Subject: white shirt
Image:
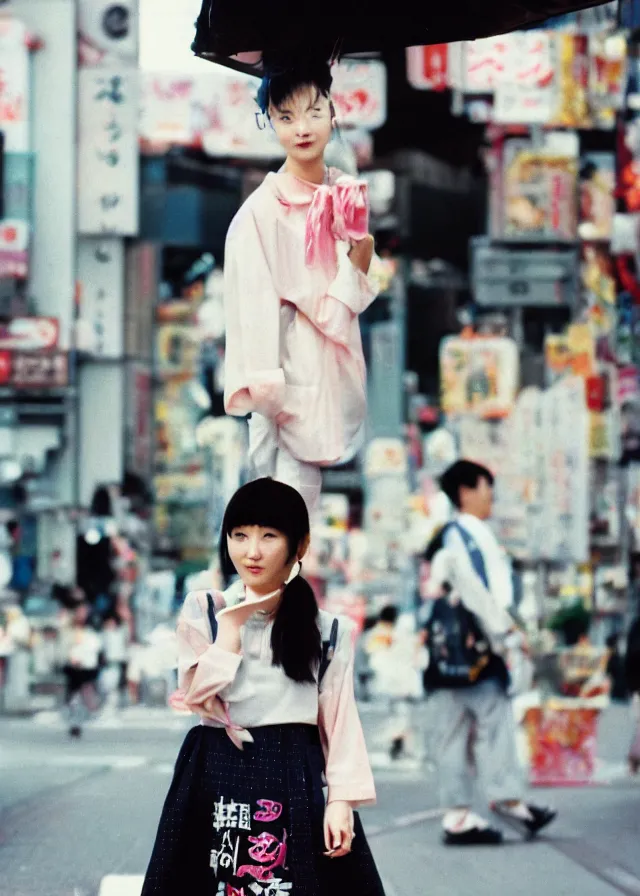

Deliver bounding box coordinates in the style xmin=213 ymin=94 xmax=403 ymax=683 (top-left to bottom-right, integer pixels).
xmin=443 ymin=513 xmax=515 ymax=638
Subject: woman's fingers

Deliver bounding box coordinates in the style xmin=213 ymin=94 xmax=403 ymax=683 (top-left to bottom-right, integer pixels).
xmin=324 ymin=824 xmax=353 ymax=858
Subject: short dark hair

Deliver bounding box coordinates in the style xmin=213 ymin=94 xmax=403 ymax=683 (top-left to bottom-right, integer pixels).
xmin=439 ymin=460 xmax=494 ymax=509
xmin=379 ymin=605 xmax=399 ymax=624
xmin=256 ymin=55 xmax=333 ymax=116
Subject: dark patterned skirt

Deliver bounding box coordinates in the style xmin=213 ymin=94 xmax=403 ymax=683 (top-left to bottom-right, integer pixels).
xmin=142 ymin=723 xmax=385 ymax=896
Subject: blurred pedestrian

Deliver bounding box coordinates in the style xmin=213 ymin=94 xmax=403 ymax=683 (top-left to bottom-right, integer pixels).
xmin=222 ymin=57 xmax=377 ymax=516
xmin=605 ymin=633 xmax=627 ymax=702
xmin=425 ymin=460 xmax=556 ymax=846
xmin=142 ymin=478 xmax=384 ymax=895
xmin=99 ymin=611 xmax=130 ymax=713
xmin=625 ymin=614 xmax=640 ymax=774
xmin=59 ymin=602 xmax=102 ymax=738
xmin=368 ymin=611 xmax=427 ymax=760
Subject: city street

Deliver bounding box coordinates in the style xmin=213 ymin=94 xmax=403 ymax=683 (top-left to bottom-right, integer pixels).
xmin=2 ymin=703 xmax=640 ymax=896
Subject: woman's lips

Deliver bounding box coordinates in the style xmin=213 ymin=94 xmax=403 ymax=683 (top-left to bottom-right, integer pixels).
xmin=296 ymin=141 xmax=313 ymax=149
xmin=246 ymin=566 xmax=263 ymax=575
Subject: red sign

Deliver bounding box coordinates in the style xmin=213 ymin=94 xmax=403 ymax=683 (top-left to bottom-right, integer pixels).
xmin=0 ymin=219 xmax=29 ymax=279
xmin=406 ymin=45 xmax=449 ymax=91
xmin=0 ymin=317 xmax=59 ymax=351
xmin=0 ymin=351 xmax=68 ymax=389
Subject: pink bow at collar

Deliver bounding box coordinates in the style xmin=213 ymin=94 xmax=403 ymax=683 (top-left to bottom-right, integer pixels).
xmin=305 ymin=181 xmax=369 ymax=274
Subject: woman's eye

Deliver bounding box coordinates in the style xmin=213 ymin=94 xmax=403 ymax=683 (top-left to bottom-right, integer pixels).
xmin=263 ymin=533 xmax=276 ymax=540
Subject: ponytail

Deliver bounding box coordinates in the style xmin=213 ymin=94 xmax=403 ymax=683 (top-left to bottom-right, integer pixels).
xmin=271 ymin=570 xmax=322 ymax=684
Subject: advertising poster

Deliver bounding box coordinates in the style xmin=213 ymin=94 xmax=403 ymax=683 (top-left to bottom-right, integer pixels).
xmin=545 ymin=323 xmax=595 ymax=386
xmin=497 ymin=137 xmax=578 ymax=241
xmin=579 ymin=153 xmax=615 ymax=241
xmin=440 ymin=336 xmax=519 ymax=419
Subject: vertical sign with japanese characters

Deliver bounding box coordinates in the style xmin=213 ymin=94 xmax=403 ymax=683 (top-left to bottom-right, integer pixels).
xmin=77 ymin=238 xmax=125 ymax=357
xmin=0 ymin=18 xmax=31 ymax=153
xmin=77 ymin=68 xmax=139 ymax=235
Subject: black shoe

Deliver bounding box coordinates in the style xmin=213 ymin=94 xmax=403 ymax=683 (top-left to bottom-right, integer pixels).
xmin=493 ymin=803 xmax=557 ymax=839
xmin=69 ymin=725 xmax=82 ymax=738
xmin=390 ymin=737 xmax=404 ymax=761
xmin=443 ymin=825 xmax=504 ymax=846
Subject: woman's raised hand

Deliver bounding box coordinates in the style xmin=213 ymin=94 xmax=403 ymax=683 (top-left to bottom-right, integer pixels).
xmin=348 ymin=234 xmax=374 ymax=275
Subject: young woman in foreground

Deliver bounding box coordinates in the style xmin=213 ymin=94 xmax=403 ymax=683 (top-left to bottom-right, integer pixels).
xmin=142 ymin=478 xmax=385 ymax=895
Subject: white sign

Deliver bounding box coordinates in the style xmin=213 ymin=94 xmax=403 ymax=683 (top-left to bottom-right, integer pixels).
xmin=332 ymin=59 xmax=387 ymax=130
xmin=78 ymin=0 xmax=139 ymax=67
xmin=0 ymin=18 xmax=30 ymax=152
xmin=541 ymin=377 xmax=590 ymax=563
xmin=462 ymin=32 xmax=554 ymax=94
xmin=77 ymin=67 xmax=140 ymax=235
xmin=139 ymin=59 xmax=387 ymax=157
xmin=77 ymin=237 xmax=125 ymax=357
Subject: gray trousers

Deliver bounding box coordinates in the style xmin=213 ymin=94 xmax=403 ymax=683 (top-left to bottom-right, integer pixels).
xmin=429 ymin=679 xmax=524 ymax=808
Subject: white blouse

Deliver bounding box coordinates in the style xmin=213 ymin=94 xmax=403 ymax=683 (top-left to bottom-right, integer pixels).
xmin=175 ymin=589 xmax=376 ymax=808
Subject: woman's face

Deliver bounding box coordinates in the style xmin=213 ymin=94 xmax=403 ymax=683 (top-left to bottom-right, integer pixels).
xmin=269 ymin=86 xmax=333 ymax=167
xmin=227 ymin=525 xmax=302 ymax=596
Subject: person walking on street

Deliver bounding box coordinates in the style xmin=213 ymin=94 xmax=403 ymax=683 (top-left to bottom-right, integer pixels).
xmin=59 ymin=602 xmax=102 ymax=738
xmin=424 ymin=460 xmax=556 ymax=846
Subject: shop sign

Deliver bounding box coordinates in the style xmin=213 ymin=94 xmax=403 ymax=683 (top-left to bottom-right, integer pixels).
xmin=331 ymin=59 xmax=387 ymax=130
xmin=77 ymin=238 xmax=125 ymax=357
xmin=461 ymin=33 xmax=554 ymax=94
xmin=541 ymin=376 xmax=590 ymax=563
xmin=0 ymin=317 xmax=59 ymax=351
xmin=406 ymin=45 xmax=449 ymax=91
xmin=0 ymin=351 xmax=69 ymax=389
xmin=140 ymin=59 xmax=387 ymax=156
xmin=77 ymin=67 xmax=139 ymax=235
xmin=0 ymin=219 xmax=28 ymax=279
xmin=0 ymin=18 xmax=30 ymax=153
xmin=439 ymin=336 xmax=519 ymax=419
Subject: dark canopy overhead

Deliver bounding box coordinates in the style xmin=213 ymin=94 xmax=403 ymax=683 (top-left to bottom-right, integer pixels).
xmin=192 ymin=1 xmax=612 ymax=74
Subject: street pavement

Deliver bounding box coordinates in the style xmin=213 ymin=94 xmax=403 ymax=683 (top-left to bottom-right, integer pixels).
xmin=1 ymin=702 xmax=639 ymax=896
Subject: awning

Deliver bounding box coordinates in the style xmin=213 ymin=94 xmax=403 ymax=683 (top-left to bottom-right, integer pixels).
xmin=192 ymin=1 xmax=612 ymax=74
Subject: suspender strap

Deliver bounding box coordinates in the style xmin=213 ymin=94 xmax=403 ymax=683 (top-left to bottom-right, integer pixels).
xmin=206 ymin=591 xmax=218 ymax=641
xmin=319 ymin=617 xmax=339 ymax=684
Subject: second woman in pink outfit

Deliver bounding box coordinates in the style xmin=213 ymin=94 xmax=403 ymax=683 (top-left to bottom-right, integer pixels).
xmin=223 ymin=57 xmax=378 ymax=515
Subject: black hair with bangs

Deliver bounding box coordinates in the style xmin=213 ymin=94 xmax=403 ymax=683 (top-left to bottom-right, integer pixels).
xmin=220 ymin=477 xmax=321 ymax=684
xmin=256 ymin=55 xmax=333 ymax=117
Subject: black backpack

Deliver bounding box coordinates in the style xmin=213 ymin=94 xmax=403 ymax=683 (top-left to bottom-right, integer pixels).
xmin=205 ymin=592 xmax=338 ymax=684
xmin=422 ymin=523 xmax=507 ymax=691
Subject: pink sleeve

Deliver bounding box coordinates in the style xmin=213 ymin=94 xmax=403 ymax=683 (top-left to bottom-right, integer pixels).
xmin=292 ymin=245 xmax=378 ymax=350
xmin=177 ymin=591 xmax=242 ymax=712
xmin=223 ymin=210 xmax=286 ymax=419
xmin=318 ymin=618 xmax=377 ymax=808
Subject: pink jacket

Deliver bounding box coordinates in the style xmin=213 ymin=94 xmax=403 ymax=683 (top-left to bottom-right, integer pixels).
xmin=223 ymin=168 xmax=378 ymax=466
xmin=171 ymin=589 xmax=377 ymax=809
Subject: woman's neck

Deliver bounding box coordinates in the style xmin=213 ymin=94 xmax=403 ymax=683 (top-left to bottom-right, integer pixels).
xmin=284 ymin=156 xmax=326 ymax=185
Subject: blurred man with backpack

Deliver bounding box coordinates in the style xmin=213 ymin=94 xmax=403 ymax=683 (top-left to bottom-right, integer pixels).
xmin=424 ymin=460 xmax=556 ymax=846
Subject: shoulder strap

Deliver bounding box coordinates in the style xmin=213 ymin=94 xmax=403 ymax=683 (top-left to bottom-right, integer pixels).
xmin=450 ymin=522 xmax=490 ymax=589
xmin=206 ymin=591 xmax=218 ymax=642
xmin=318 ymin=617 xmax=339 ymax=685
